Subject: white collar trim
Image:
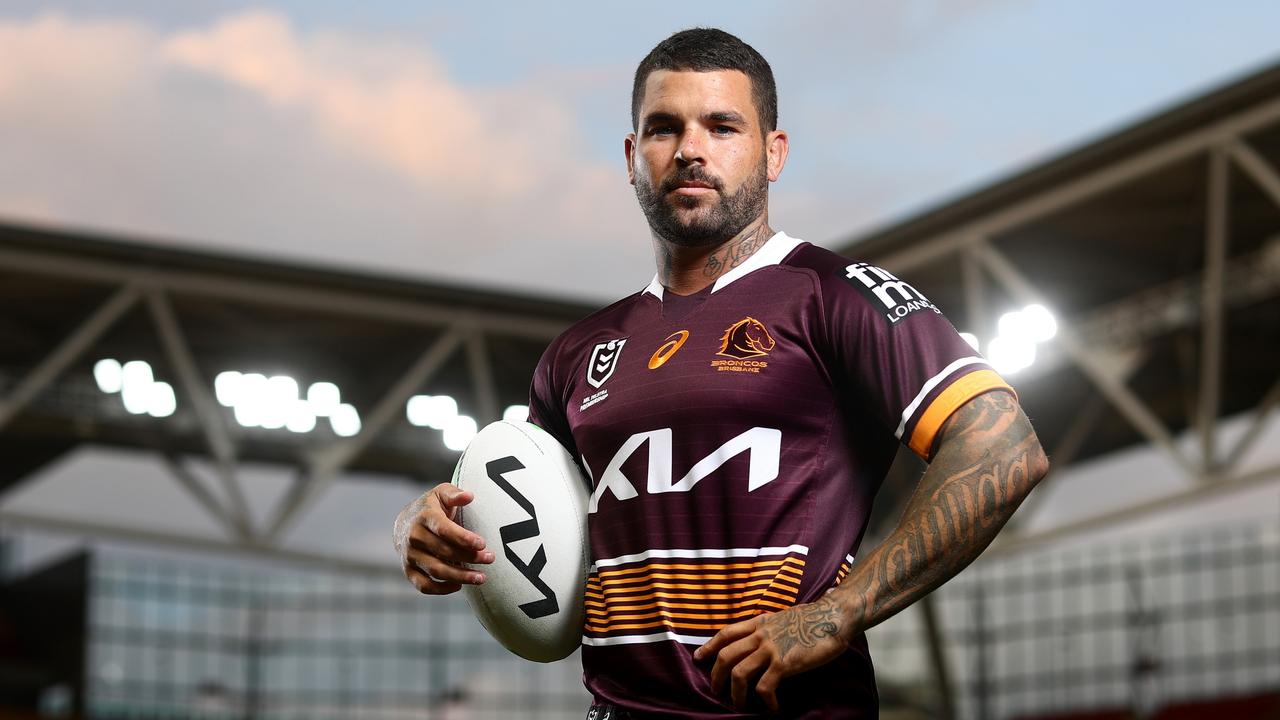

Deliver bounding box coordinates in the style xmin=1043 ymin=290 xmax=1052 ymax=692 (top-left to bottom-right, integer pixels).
xmin=641 ymin=231 xmax=803 ymax=300
xmin=642 ymin=275 xmax=665 ymax=300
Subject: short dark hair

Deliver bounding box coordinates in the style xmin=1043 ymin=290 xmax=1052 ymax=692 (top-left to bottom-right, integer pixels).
xmin=631 ymin=28 xmax=777 ymax=134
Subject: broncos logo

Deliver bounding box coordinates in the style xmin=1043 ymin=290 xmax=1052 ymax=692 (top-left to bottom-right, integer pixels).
xmin=716 ymin=317 xmax=776 ymax=359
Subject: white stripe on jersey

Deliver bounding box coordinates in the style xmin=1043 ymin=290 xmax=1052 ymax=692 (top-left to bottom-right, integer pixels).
xmin=895 ymin=356 xmax=986 ymax=440
xmin=582 ymin=631 xmax=708 ymax=647
xmin=590 ymin=544 xmax=809 ymax=572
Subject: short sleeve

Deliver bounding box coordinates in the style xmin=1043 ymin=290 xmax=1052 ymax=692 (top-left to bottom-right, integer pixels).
xmin=526 ymin=336 xmax=580 ymax=460
xmin=819 ymin=259 xmax=1014 ymax=460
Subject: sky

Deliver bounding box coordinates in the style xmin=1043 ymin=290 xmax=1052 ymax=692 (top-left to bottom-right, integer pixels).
xmin=2 ymin=2 xmax=1280 ymax=300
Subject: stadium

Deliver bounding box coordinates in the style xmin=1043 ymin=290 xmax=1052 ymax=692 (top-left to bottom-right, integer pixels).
xmin=0 ymin=6 xmax=1277 ymax=720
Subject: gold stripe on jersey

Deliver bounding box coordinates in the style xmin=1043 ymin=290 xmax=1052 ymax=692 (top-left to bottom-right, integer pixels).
xmin=584 ymin=553 xmax=806 ymax=636
xmin=908 ymin=369 xmax=1015 ymax=458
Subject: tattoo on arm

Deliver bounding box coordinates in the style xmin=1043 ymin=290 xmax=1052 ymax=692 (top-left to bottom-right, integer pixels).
xmin=831 ymin=390 xmax=1048 ymax=636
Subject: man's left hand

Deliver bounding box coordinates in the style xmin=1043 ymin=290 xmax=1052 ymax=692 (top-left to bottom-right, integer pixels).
xmin=693 ymin=596 xmax=850 ymax=712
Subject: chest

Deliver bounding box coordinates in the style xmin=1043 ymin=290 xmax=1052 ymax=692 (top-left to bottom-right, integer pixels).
xmin=563 ymin=280 xmax=836 ymax=488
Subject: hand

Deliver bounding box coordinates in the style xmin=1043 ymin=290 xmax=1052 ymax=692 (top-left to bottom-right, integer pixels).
xmin=693 ymin=597 xmax=849 ymax=712
xmin=394 ymin=483 xmax=494 ymax=595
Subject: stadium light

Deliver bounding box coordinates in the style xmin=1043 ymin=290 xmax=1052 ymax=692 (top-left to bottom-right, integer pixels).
xmin=408 ymin=394 xmax=462 ymax=429
xmin=982 ymin=304 xmax=1059 ymax=375
xmin=958 ymin=333 xmax=980 ymax=353
xmin=987 ymin=335 xmax=1037 ymax=374
xmin=307 ymin=381 xmax=341 ymax=416
xmin=120 ymin=360 xmax=153 ymax=393
xmin=286 ymin=399 xmax=317 ymax=433
xmin=330 ymin=403 xmax=362 ymax=438
xmin=146 ymin=382 xmax=177 ymax=418
xmin=1021 ymin=303 xmax=1058 ymax=342
xmin=442 ymin=414 xmax=478 ymax=451
xmin=503 ymin=404 xmax=529 ymax=422
xmin=94 ymin=358 xmax=123 ymax=394
xmin=406 ymin=395 xmax=432 ymax=427
xmin=214 ymin=370 xmax=241 ymax=407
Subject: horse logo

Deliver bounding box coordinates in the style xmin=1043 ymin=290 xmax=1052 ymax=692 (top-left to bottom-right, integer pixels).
xmin=716 ymin=317 xmax=776 ymax=359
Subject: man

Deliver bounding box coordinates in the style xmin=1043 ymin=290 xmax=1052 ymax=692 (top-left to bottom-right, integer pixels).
xmin=394 ymin=28 xmax=1049 ymax=718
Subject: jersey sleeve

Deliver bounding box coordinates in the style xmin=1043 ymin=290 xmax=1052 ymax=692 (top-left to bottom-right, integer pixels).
xmin=526 ymin=334 xmax=580 ymax=460
xmin=817 ymin=258 xmax=1015 ymax=460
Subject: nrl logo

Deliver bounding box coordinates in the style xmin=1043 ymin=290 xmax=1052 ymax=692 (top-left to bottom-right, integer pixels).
xmin=587 ymin=338 xmax=627 ymax=389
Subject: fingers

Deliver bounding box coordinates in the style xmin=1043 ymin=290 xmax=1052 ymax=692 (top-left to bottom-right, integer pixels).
xmin=710 ymin=634 xmax=761 ymax=695
xmin=729 ymin=648 xmax=771 ymax=709
xmin=694 ymin=617 xmax=756 ymax=662
xmin=434 ymin=483 xmax=475 ymax=510
xmin=403 ymin=562 xmax=462 ymax=596
xmin=405 ymin=549 xmax=485 ymax=587
xmin=409 ymin=523 xmax=494 ymax=565
xmin=421 ymin=488 xmax=487 ymax=553
xmin=755 ymin=666 xmax=783 ymax=713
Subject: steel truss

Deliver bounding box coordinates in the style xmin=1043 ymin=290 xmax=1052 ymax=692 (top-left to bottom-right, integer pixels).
xmin=0 ymin=241 xmax=573 ymax=565
xmin=853 ymin=83 xmax=1280 ymax=715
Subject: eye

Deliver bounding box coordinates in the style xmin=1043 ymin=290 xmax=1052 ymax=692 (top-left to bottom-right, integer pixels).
xmin=712 ymin=125 xmax=736 ymax=135
xmin=648 ymin=125 xmax=675 ymax=136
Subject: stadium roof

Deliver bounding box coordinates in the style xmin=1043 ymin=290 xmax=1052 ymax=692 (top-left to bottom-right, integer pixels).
xmin=841 ymin=60 xmax=1280 ymax=546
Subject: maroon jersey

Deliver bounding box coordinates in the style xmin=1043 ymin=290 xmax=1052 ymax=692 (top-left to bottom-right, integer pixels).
xmin=528 ymin=233 xmax=1011 ymax=718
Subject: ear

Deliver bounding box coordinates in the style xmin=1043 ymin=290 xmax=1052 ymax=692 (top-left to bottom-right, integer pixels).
xmin=765 ymin=129 xmax=789 ymax=183
xmin=624 ymin=133 xmax=637 ymax=185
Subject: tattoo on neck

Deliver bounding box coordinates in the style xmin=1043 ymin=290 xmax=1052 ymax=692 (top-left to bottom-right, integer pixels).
xmin=702 ymin=225 xmax=771 ymax=279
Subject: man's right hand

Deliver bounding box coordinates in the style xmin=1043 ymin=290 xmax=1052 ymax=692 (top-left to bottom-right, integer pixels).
xmin=394 ymin=483 xmax=494 ymax=595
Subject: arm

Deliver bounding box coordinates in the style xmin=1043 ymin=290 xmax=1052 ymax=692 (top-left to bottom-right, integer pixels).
xmin=694 ymin=389 xmax=1049 ymax=711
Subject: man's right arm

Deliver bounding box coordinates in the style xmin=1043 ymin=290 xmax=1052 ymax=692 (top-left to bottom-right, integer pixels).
xmin=394 ymin=483 xmax=493 ymax=595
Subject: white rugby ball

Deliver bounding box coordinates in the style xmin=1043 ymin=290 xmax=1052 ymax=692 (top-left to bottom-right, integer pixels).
xmin=451 ymin=420 xmax=589 ymax=662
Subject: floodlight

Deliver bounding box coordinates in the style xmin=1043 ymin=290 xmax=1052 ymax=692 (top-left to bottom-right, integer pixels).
xmin=121 ymin=382 xmax=150 ymax=415
xmin=94 ymin=358 xmax=123 ymax=394
xmin=286 ymin=400 xmax=317 ymax=433
xmin=442 ymin=414 xmax=478 ymax=451
xmin=987 ymin=335 xmax=1036 ymax=374
xmin=214 ymin=370 xmax=242 ymax=407
xmin=307 ymin=381 xmax=341 ymax=416
xmin=120 ymin=360 xmax=154 ymax=395
xmin=425 ymin=395 xmax=458 ymax=430
xmin=331 ymin=403 xmax=362 ymax=437
xmin=1021 ymin=303 xmax=1058 ymax=342
xmin=406 ymin=395 xmax=433 ymax=427
xmin=146 ymin=382 xmax=177 ymax=418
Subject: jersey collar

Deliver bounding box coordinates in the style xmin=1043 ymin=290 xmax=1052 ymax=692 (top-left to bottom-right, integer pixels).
xmin=641 ymin=231 xmax=802 ymax=300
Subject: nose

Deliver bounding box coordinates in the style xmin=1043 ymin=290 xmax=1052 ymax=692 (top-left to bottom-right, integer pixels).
xmin=674 ymin=131 xmax=705 ymax=166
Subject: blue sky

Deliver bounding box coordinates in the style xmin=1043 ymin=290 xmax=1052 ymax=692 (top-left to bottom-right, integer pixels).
xmin=1 ymin=2 xmax=1278 ymax=299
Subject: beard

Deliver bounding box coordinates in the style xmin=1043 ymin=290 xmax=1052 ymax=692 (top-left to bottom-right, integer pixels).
xmin=634 ymin=159 xmax=768 ymax=248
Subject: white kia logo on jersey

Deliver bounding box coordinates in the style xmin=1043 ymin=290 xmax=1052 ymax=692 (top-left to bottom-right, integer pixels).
xmin=584 ymin=427 xmax=782 ymax=513
xmin=587 ymin=338 xmax=627 ymax=389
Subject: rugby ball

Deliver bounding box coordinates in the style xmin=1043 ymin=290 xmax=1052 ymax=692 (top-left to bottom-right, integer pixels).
xmin=451 ymin=420 xmax=590 ymax=662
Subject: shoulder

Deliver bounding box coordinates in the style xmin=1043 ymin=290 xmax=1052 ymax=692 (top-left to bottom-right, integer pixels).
xmin=777 ymin=238 xmax=882 ymax=316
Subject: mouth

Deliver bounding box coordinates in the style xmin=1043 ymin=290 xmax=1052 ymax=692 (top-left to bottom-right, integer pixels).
xmin=669 ymin=180 xmax=718 ymax=196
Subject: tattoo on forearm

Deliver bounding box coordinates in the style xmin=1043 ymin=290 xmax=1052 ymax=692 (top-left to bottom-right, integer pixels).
xmin=833 ymin=391 xmax=1046 ymax=634
xmin=765 ymin=598 xmax=842 ymax=660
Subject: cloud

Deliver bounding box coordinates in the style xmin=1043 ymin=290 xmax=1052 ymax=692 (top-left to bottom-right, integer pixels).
xmin=0 ymin=10 xmax=648 ymax=300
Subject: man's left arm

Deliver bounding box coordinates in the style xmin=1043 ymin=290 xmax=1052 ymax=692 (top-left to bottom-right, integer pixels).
xmin=694 ymin=389 xmax=1050 ymax=711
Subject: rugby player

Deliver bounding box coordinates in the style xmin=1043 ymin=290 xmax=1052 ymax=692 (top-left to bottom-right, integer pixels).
xmin=394 ymin=28 xmax=1050 ymax=718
